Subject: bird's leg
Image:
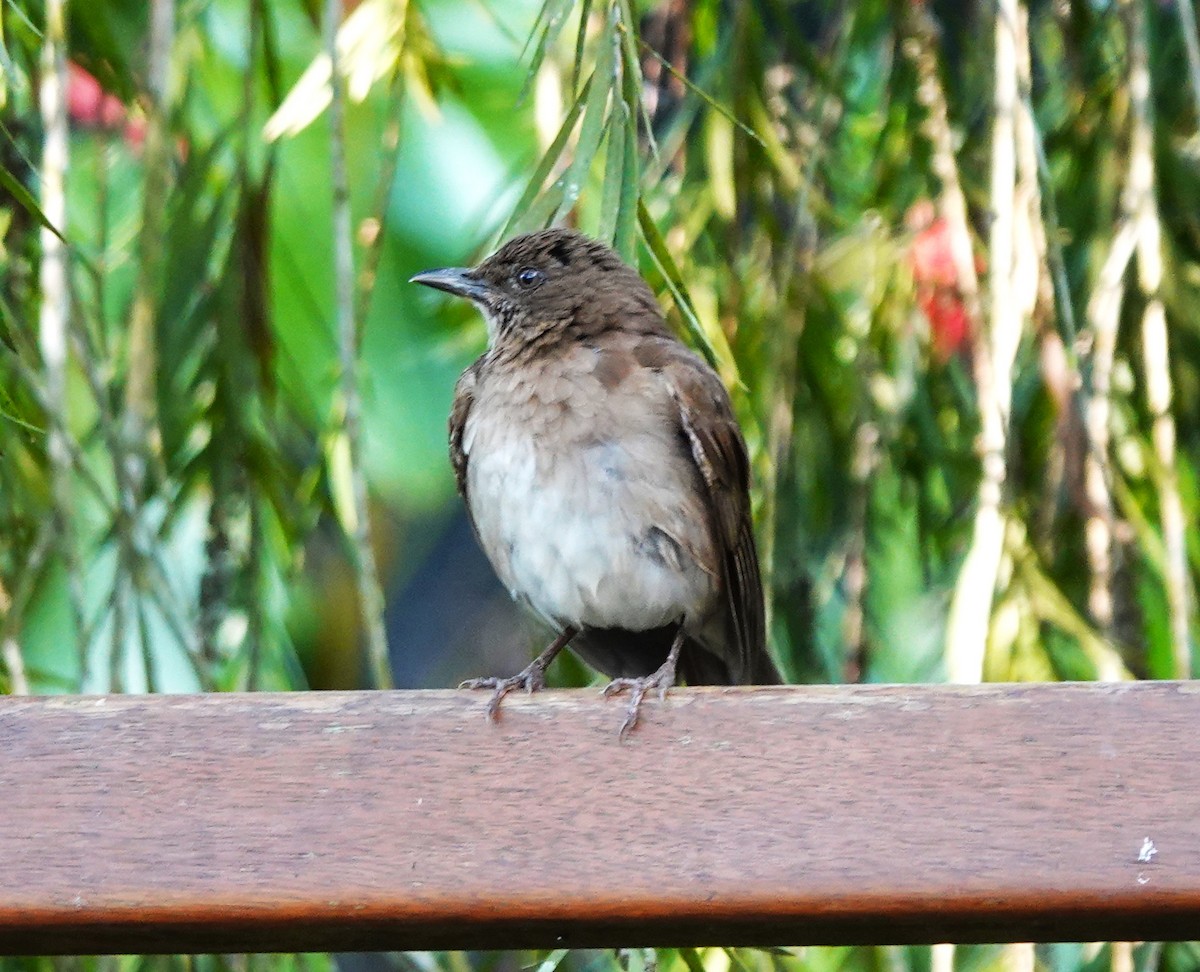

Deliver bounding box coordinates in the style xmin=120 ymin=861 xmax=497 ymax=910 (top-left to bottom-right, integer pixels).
xmin=602 ymin=621 xmax=686 ymax=740
xmin=459 ymin=626 xmax=577 ymax=720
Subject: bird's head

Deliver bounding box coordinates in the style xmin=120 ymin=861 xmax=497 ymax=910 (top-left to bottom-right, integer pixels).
xmin=411 ymin=228 xmax=661 ymax=347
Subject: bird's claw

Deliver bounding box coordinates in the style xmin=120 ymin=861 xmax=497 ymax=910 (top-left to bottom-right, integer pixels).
xmin=602 ymin=671 xmax=674 ymax=740
xmin=459 ymin=667 xmax=546 ymax=720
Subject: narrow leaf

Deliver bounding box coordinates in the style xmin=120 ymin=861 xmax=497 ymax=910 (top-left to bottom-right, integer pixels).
xmin=597 ymin=103 xmax=627 ymax=243
xmin=325 ymin=428 xmax=358 ymax=535
xmin=615 ymin=0 xmax=658 ymax=160
xmin=533 ymin=950 xmax=570 ymax=972
xmin=637 ymin=200 xmax=715 ymax=365
xmin=612 ymin=46 xmax=641 ymax=260
xmin=0 ymin=393 xmax=43 ymax=435
xmin=0 ymin=165 xmax=67 ymax=244
xmin=554 ymin=12 xmax=617 ymax=223
xmin=614 ymin=126 xmax=639 ymax=259
xmin=519 ymin=180 xmax=566 ymax=233
xmin=503 ymin=72 xmax=593 ymax=238
xmin=638 ymin=40 xmax=766 ymax=148
xmin=748 ymin=92 xmax=802 ymax=191
xmin=570 ymin=0 xmax=594 ymax=94
xmin=520 ymin=0 xmax=576 ymax=101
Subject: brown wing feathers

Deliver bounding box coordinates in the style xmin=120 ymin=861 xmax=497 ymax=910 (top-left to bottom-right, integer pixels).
xmin=448 ymin=362 xmax=478 ymax=501
xmin=664 ymin=352 xmax=773 ymax=684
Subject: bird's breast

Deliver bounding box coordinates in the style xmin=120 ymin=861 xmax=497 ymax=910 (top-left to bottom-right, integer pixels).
xmin=463 ymin=349 xmax=718 ymax=633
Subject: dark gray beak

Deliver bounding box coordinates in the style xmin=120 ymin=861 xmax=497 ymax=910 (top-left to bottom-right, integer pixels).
xmin=409 ymin=267 xmax=491 ymax=303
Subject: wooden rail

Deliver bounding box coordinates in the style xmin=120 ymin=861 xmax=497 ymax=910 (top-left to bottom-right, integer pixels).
xmin=1 ymin=682 xmax=1198 ymax=954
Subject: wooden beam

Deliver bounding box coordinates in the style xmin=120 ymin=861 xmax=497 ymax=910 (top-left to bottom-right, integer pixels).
xmin=2 ymin=682 xmax=1198 ymax=954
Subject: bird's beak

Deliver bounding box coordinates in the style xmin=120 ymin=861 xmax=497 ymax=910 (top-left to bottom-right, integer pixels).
xmin=409 ymin=267 xmax=491 ymax=303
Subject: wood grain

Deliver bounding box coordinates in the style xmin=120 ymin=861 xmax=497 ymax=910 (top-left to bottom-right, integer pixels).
xmin=1 ymin=682 xmax=1198 ymax=953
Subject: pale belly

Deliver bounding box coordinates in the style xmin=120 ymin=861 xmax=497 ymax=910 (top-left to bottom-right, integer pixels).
xmin=464 ymin=417 xmax=718 ymax=633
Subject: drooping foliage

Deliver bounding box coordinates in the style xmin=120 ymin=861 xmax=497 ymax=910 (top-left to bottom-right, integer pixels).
xmin=2 ymin=0 xmax=1198 ymax=968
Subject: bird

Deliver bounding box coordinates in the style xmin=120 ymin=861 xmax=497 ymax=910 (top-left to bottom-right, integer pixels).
xmin=411 ymin=228 xmax=781 ymax=736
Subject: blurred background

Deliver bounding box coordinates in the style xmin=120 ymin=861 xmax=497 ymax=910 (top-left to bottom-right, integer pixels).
xmin=2 ymin=0 xmax=1200 ymax=968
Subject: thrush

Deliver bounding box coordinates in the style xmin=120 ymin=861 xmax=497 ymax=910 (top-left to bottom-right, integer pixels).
xmin=412 ymin=228 xmax=781 ymax=736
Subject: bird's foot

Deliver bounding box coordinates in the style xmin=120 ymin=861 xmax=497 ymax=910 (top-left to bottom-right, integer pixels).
xmin=459 ymin=627 xmax=577 ymax=721
xmin=459 ymin=665 xmax=546 ymax=720
xmin=602 ymin=663 xmax=678 ymax=741
xmin=602 ymin=624 xmax=686 ymax=740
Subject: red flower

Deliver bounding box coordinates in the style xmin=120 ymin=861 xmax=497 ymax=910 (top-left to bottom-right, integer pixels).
xmin=907 ymin=200 xmax=974 ymax=363
xmin=68 ymin=64 xmax=127 ymax=129
xmin=67 ymin=63 xmax=148 ymax=150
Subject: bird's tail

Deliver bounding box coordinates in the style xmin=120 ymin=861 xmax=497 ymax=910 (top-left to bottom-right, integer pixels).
xmin=750 ymin=647 xmax=784 ymax=685
xmin=679 ymin=638 xmax=785 ymax=686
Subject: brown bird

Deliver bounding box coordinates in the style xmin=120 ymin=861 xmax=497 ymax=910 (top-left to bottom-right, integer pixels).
xmin=411 ymin=228 xmax=780 ymax=735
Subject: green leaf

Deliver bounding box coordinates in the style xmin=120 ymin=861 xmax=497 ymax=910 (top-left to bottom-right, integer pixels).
xmin=520 ymin=0 xmax=576 ymax=101
xmin=638 ymin=40 xmax=766 ymax=150
xmin=597 ymin=102 xmax=627 ymax=243
xmin=326 ymin=425 xmax=358 ymax=535
xmin=638 ymin=199 xmax=740 ymax=385
xmin=554 ymin=9 xmax=617 ymax=223
xmin=615 ymin=0 xmax=657 ymax=160
xmin=519 ymin=179 xmax=566 ymax=232
xmin=637 ymin=201 xmax=702 ymax=341
xmin=503 ymin=72 xmax=594 ymax=237
xmin=612 ymin=43 xmax=641 ymax=260
xmin=747 ymin=92 xmax=802 ymax=192
xmin=570 ymin=0 xmax=594 ymax=93
xmin=0 ymin=165 xmax=67 ymax=245
xmin=0 ymin=384 xmax=44 ymax=435
xmin=532 ymin=950 xmax=570 ymax=972
xmin=70 ymin=1 xmax=145 ymax=102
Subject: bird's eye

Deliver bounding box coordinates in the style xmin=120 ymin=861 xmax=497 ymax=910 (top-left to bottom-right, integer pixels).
xmin=516 ymin=267 xmax=544 ymax=289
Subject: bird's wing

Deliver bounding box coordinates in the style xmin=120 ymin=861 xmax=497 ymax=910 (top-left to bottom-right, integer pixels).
xmin=650 ymin=341 xmax=771 ymax=683
xmin=448 ymin=360 xmax=479 ymax=504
